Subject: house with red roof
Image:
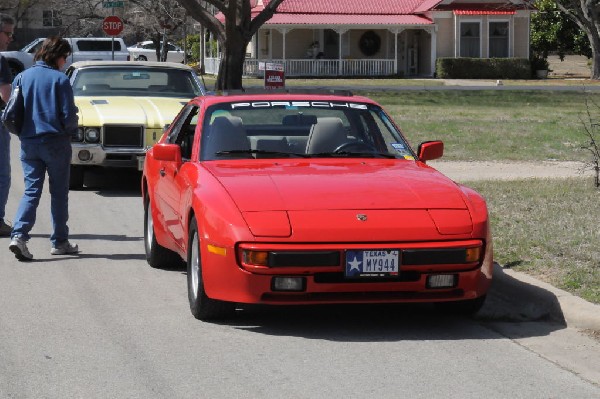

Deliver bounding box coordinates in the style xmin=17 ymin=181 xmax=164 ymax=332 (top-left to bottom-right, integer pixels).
xmin=207 ymin=0 xmax=535 ymax=77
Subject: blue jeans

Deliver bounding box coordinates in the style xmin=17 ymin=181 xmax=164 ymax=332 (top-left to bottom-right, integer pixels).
xmin=0 ymin=125 xmax=10 ymax=223
xmin=12 ymin=135 xmax=72 ymax=245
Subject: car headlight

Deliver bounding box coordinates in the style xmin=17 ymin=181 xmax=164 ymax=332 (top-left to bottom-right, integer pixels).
xmin=84 ymin=128 xmax=101 ymax=143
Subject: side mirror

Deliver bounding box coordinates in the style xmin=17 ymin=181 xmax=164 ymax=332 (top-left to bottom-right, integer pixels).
xmin=152 ymin=143 xmax=182 ymax=164
xmin=417 ymin=140 xmax=444 ymax=162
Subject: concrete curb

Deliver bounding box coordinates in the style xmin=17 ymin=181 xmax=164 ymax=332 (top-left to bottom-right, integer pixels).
xmin=480 ymin=263 xmax=600 ymax=331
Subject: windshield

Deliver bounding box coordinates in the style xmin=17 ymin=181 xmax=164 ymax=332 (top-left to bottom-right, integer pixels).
xmin=71 ymin=67 xmax=203 ymax=98
xmin=200 ymin=99 xmax=415 ymax=161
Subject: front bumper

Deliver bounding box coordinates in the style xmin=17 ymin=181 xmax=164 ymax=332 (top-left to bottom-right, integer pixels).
xmin=201 ymin=241 xmax=494 ymax=305
xmin=71 ymin=143 xmax=148 ymax=170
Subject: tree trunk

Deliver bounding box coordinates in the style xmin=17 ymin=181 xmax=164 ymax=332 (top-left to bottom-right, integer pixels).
xmin=590 ymin=34 xmax=600 ymax=80
xmin=215 ymin=30 xmax=249 ymax=90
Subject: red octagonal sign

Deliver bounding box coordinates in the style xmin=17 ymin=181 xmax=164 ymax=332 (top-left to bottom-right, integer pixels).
xmin=102 ymin=16 xmax=124 ymax=36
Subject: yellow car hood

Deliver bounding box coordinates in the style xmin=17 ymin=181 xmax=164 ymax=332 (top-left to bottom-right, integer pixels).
xmin=75 ymin=96 xmax=189 ymax=129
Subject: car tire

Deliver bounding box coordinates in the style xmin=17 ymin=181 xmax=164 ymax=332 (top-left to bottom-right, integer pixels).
xmin=69 ymin=166 xmax=85 ymax=190
xmin=434 ymin=295 xmax=487 ymax=316
xmin=144 ymin=196 xmax=183 ymax=269
xmin=187 ymin=217 xmax=236 ymax=321
xmin=138 ymin=55 xmax=147 ymax=61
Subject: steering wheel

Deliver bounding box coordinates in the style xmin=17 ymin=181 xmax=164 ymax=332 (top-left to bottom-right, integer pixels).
xmin=333 ymin=141 xmax=377 ymax=153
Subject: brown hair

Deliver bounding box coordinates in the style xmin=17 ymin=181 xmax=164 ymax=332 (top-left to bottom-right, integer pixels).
xmin=0 ymin=13 xmax=15 ymax=30
xmin=34 ymin=36 xmax=71 ymax=69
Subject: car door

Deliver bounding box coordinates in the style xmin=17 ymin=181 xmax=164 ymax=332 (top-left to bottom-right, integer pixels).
xmin=154 ymin=105 xmax=199 ymax=249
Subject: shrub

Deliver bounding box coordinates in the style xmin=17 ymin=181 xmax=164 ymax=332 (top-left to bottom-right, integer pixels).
xmin=436 ymin=57 xmax=531 ymax=79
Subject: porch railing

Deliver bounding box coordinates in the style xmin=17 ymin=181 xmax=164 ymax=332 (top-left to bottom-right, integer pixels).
xmin=203 ymin=58 xmax=396 ymax=77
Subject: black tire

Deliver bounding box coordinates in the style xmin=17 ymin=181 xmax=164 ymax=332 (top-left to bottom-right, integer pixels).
xmin=434 ymin=295 xmax=487 ymax=316
xmin=187 ymin=217 xmax=235 ymax=321
xmin=69 ymin=165 xmax=85 ymax=190
xmin=138 ymin=55 xmax=147 ymax=61
xmin=144 ymin=196 xmax=183 ymax=269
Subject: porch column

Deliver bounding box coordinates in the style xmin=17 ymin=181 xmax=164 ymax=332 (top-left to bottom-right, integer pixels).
xmin=388 ymin=28 xmax=403 ymax=76
xmin=276 ymin=28 xmax=288 ymax=60
xmin=336 ymin=28 xmax=348 ymax=76
xmin=395 ymin=31 xmax=398 ymax=75
xmin=276 ymin=28 xmax=288 ymax=72
xmin=429 ymin=26 xmax=437 ymax=77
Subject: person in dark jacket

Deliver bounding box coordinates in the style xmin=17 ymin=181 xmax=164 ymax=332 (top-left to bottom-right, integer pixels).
xmin=9 ymin=36 xmax=79 ymax=261
xmin=0 ymin=13 xmax=15 ymax=237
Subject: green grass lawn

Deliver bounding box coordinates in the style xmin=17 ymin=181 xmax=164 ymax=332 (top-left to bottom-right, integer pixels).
xmin=467 ymin=178 xmax=600 ymax=304
xmin=364 ymin=90 xmax=599 ymax=162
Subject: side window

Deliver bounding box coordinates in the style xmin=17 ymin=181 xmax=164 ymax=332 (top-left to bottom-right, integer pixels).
xmin=143 ymin=43 xmax=156 ymax=50
xmin=460 ymin=22 xmax=481 ymax=58
xmin=27 ymin=40 xmax=44 ymax=54
xmin=167 ymin=105 xmax=199 ymax=160
xmin=76 ymin=40 xmax=122 ymax=51
xmin=489 ymin=21 xmax=509 ymax=58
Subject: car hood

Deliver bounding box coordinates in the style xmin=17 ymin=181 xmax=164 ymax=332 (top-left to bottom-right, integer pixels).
xmin=205 ymin=160 xmax=467 ymax=212
xmin=75 ymin=96 xmax=189 ymax=129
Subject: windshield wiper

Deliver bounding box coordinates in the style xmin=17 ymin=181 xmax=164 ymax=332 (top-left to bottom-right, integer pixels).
xmin=308 ymin=151 xmax=397 ymax=159
xmin=215 ymin=149 xmax=310 ymax=158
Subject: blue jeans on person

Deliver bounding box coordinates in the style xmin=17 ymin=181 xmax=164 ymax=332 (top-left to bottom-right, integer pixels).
xmin=11 ymin=134 xmax=72 ymax=246
xmin=0 ymin=125 xmax=10 ymax=223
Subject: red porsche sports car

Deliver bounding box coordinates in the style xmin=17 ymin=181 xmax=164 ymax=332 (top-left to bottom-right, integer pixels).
xmin=141 ymin=91 xmax=493 ymax=321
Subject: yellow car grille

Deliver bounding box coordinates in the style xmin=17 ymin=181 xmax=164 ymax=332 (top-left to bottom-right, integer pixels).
xmin=103 ymin=125 xmax=144 ymax=148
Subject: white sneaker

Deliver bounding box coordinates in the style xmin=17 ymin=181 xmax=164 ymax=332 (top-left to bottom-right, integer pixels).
xmin=9 ymin=237 xmax=33 ymax=261
xmin=51 ymin=240 xmax=79 ymax=255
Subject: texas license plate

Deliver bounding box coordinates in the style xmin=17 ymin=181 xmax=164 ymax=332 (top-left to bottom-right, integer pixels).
xmin=345 ymin=250 xmax=400 ymax=278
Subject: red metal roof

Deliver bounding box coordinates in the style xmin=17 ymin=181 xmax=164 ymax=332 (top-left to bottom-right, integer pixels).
xmin=266 ymin=13 xmax=432 ymax=25
xmin=433 ymin=3 xmax=525 ymax=14
xmin=453 ymin=9 xmax=515 ymax=14
xmin=263 ymin=0 xmax=436 ymax=14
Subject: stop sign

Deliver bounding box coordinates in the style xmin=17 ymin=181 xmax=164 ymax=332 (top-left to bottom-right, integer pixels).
xmin=102 ymin=16 xmax=124 ymax=36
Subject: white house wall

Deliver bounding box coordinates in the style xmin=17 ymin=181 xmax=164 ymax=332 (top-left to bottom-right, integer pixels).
xmin=434 ymin=14 xmax=455 ymax=58
xmin=513 ymin=14 xmax=529 ymax=58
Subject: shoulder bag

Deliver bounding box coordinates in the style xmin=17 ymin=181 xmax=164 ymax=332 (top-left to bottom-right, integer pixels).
xmin=1 ymin=76 xmax=24 ymax=135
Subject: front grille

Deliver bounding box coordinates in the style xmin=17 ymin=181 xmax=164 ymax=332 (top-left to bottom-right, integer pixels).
xmin=103 ymin=125 xmax=144 ymax=148
xmin=314 ymin=271 xmax=421 ymax=284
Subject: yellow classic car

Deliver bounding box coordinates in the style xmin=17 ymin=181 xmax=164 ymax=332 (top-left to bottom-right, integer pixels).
xmin=65 ymin=61 xmax=206 ymax=189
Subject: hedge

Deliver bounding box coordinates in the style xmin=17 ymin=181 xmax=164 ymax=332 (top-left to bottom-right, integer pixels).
xmin=436 ymin=57 xmax=531 ymax=79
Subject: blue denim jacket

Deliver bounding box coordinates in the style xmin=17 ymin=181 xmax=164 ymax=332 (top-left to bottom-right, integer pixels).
xmin=13 ymin=61 xmax=78 ymax=141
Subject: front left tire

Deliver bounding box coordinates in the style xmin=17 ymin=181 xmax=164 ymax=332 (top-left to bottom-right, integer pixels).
xmin=144 ymin=195 xmax=183 ymax=269
xmin=187 ymin=217 xmax=235 ymax=321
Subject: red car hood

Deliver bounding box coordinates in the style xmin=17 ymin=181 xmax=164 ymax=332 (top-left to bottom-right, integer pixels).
xmin=204 ymin=160 xmax=467 ymax=212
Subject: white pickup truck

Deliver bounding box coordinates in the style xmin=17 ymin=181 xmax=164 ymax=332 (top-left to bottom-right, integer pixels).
xmin=1 ymin=37 xmax=130 ymax=76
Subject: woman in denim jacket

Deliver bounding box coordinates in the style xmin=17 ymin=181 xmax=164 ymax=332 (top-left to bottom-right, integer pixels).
xmin=9 ymin=37 xmax=79 ymax=261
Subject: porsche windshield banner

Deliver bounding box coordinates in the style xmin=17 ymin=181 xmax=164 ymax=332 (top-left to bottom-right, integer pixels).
xmin=229 ymin=101 xmax=368 ymax=109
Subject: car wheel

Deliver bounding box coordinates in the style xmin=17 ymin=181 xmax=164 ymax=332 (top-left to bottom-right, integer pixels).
xmin=138 ymin=55 xmax=147 ymax=61
xmin=144 ymin=196 xmax=183 ymax=268
xmin=69 ymin=165 xmax=85 ymax=190
xmin=434 ymin=295 xmax=487 ymax=316
xmin=187 ymin=217 xmax=235 ymax=321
